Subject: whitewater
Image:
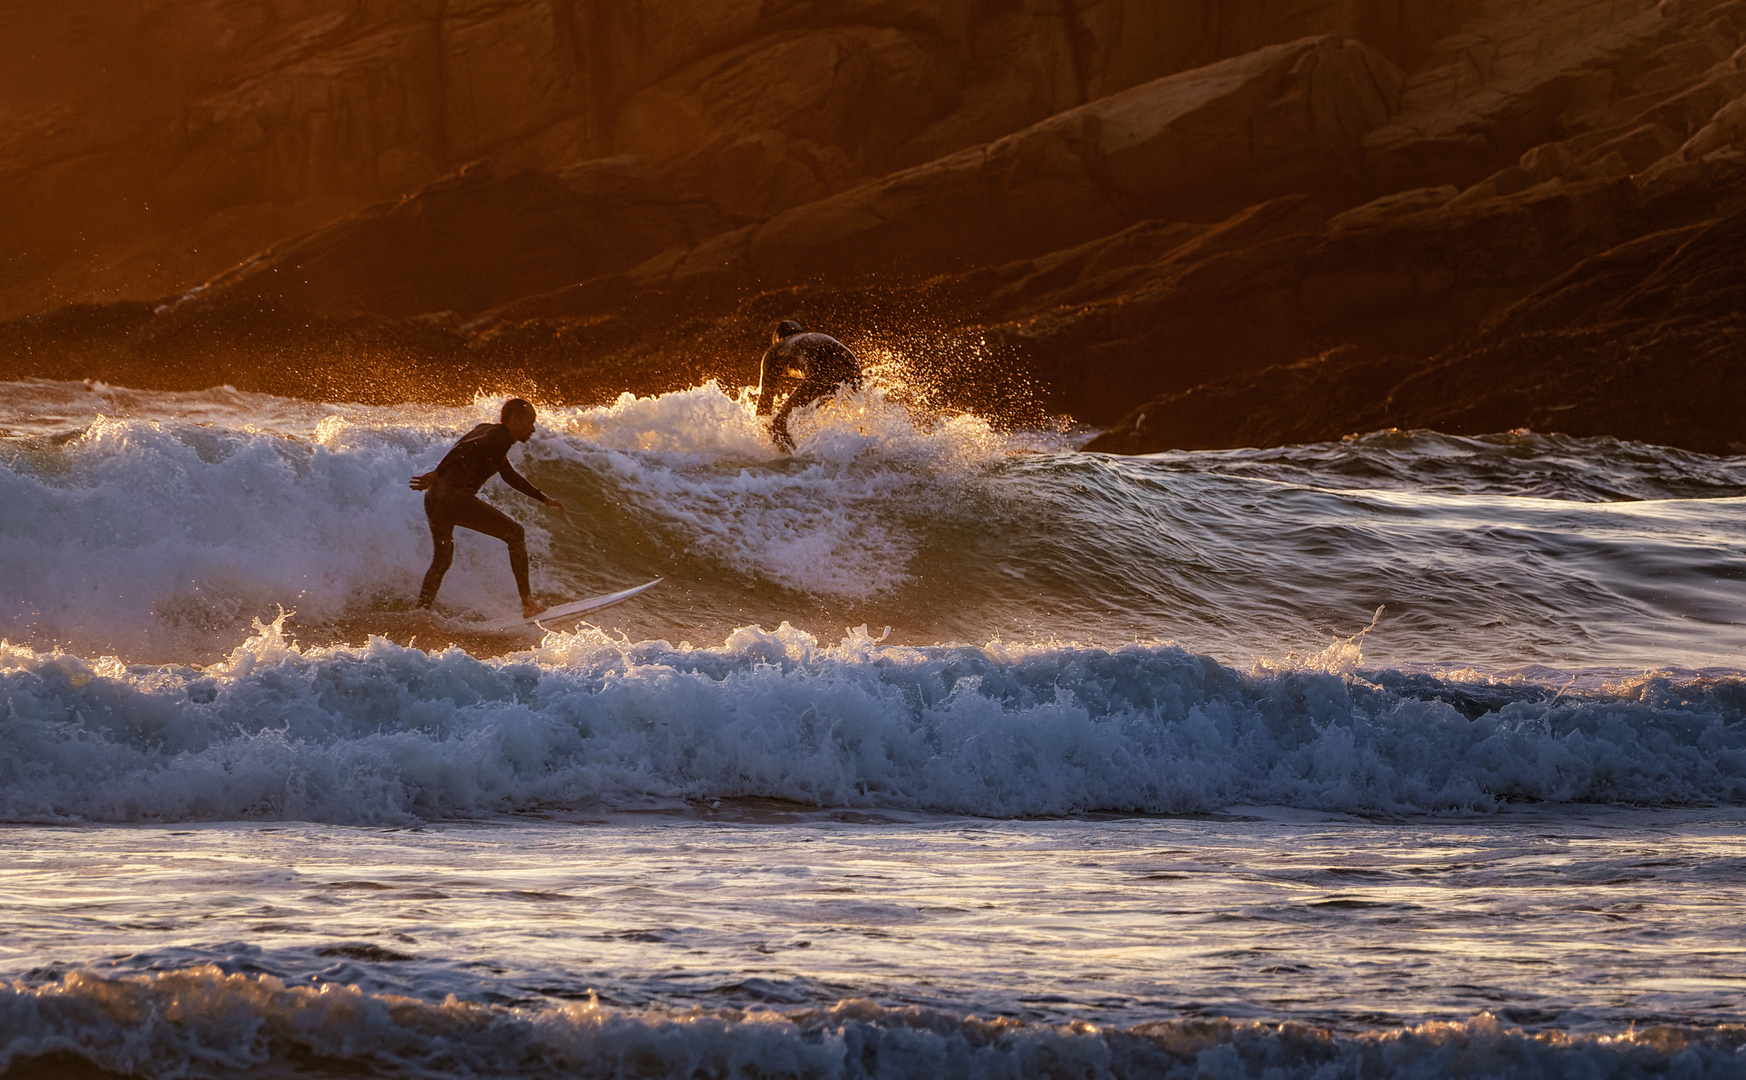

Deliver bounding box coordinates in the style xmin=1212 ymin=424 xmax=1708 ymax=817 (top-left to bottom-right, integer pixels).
xmin=1 ymin=377 xmax=1743 ymax=1078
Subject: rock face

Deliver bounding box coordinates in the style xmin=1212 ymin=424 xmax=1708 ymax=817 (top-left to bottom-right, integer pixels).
xmin=0 ymin=0 xmax=1476 ymax=318
xmin=1077 ymin=203 xmax=1746 ymax=456
xmin=2 ymin=0 xmax=1744 ymax=456
xmin=1383 ymin=204 xmax=1746 ymax=454
xmin=626 ymin=35 xmax=1406 ymax=291
xmin=1083 ymin=0 xmax=1746 ymax=451
xmin=209 ymin=32 xmax=1405 ymax=322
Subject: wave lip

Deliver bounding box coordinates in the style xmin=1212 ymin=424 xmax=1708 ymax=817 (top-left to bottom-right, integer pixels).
xmin=9 ymin=379 xmax=1746 ymax=673
xmin=2 ymin=965 xmax=1741 ymax=1080
xmin=3 ymin=618 xmax=1745 ymax=825
xmin=0 ymin=380 xmax=1025 ymax=659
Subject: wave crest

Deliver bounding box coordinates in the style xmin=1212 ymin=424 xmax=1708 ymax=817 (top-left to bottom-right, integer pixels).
xmin=2 ymin=965 xmax=1740 ymax=1080
xmin=3 ymin=619 xmax=1744 ymax=824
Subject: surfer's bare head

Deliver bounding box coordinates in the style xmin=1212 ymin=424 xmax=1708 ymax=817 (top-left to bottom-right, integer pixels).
xmin=773 ymin=319 xmax=804 ymax=343
xmin=501 ymin=397 xmax=537 ymax=441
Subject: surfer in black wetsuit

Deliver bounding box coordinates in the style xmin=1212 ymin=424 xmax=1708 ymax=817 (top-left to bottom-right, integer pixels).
xmin=755 ymin=319 xmax=863 ymax=451
xmin=410 ymin=398 xmax=566 ymax=618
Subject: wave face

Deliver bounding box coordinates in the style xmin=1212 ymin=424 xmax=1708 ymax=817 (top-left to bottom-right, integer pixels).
xmin=4 ymin=618 xmax=1745 ymax=824
xmin=0 ymin=380 xmax=1014 ymax=660
xmin=3 ymin=967 xmax=1740 ymax=1080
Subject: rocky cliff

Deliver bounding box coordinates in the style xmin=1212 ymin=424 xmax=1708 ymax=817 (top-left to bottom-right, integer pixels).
xmin=2 ymin=0 xmax=1742 ymax=455
xmin=0 ymin=0 xmax=1473 ymax=315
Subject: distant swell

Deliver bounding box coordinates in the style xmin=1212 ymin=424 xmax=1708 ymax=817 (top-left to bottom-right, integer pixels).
xmin=3 ymin=620 xmax=1744 ymax=824
xmin=2 ymin=966 xmax=1741 ymax=1080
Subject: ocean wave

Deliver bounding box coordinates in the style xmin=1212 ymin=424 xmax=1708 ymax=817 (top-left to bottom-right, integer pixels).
xmin=1 ymin=965 xmax=1739 ymax=1080
xmin=7 ymin=379 xmax=1746 ymax=675
xmin=0 ymin=393 xmax=481 ymax=658
xmin=532 ymin=383 xmax=1010 ymax=599
xmin=3 ymin=619 xmax=1744 ymax=825
xmin=1161 ymin=428 xmax=1746 ymax=503
xmin=0 ymin=381 xmax=1018 ymax=659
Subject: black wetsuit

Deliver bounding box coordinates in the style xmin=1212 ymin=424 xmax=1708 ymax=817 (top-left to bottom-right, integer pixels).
xmin=755 ymin=332 xmax=862 ymax=450
xmin=417 ymin=423 xmax=550 ymax=608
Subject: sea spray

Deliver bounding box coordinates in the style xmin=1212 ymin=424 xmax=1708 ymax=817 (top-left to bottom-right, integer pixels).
xmin=534 ymin=383 xmax=1010 ymax=599
xmin=0 ymin=382 xmax=1022 ymax=659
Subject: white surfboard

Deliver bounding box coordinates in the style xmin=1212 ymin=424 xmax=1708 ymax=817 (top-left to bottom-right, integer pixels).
xmin=476 ymin=577 xmax=663 ymax=633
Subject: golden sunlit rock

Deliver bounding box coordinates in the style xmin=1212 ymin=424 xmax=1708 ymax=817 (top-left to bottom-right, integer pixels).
xmin=2 ymin=0 xmax=1743 ymax=449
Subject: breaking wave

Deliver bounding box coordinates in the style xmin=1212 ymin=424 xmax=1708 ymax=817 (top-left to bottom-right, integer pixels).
xmin=3 ymin=617 xmax=1744 ymax=825
xmin=1 ymin=965 xmax=1740 ymax=1080
xmin=0 ymin=380 xmax=1013 ymax=659
xmin=6 ymin=379 xmax=1746 ymax=672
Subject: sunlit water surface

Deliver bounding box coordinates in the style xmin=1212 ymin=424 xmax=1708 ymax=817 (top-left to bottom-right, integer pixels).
xmin=2 ymin=380 xmax=1745 ymax=1078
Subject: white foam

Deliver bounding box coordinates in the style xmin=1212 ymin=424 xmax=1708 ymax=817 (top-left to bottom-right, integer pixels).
xmin=0 ymin=401 xmax=520 ymax=658
xmin=0 ymin=381 xmax=1020 ymax=656
xmin=533 ymin=383 xmax=1005 ymax=598
xmin=2 ymin=617 xmax=1743 ymax=825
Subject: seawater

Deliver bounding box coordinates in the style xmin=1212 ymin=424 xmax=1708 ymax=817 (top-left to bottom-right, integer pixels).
xmin=1 ymin=378 xmax=1744 ymax=1078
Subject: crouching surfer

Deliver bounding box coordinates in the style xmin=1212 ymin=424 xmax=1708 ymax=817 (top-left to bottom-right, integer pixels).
xmin=755 ymin=319 xmax=863 ymax=451
xmin=410 ymin=398 xmax=566 ymax=618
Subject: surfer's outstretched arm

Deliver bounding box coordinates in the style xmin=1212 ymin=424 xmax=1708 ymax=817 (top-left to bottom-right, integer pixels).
xmin=497 ymin=461 xmax=563 ymax=514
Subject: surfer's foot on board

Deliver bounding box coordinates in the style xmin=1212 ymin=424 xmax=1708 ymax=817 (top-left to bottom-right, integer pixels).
xmin=521 ymin=597 xmax=547 ymax=619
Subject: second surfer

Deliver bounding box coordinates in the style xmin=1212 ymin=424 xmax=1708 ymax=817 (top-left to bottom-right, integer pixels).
xmin=410 ymin=398 xmax=566 ymax=618
xmin=755 ymin=319 xmax=863 ymax=451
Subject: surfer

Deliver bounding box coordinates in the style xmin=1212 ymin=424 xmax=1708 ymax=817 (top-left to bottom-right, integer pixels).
xmin=410 ymin=398 xmax=566 ymax=618
xmin=755 ymin=319 xmax=863 ymax=451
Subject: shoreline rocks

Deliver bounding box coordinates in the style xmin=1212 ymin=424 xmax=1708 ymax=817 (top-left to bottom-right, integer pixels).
xmin=3 ymin=0 xmax=1745 ymax=455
